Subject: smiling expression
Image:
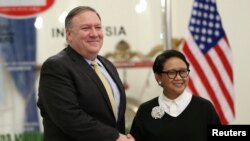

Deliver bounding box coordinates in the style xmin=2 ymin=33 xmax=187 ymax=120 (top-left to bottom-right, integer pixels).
xmin=155 ymin=57 xmax=189 ymax=99
xmin=66 ymin=10 xmax=103 ymax=60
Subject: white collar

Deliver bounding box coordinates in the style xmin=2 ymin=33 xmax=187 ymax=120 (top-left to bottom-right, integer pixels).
xmin=158 ymin=90 xmax=192 ymax=117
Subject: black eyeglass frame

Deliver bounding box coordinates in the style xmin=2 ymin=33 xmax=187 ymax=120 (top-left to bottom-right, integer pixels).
xmin=160 ymin=69 xmax=190 ymax=79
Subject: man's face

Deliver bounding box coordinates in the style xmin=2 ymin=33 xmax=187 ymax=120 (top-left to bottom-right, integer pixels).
xmin=66 ymin=10 xmax=103 ymax=60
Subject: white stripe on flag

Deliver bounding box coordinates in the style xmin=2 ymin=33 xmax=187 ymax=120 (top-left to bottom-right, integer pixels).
xmin=184 ymin=31 xmax=234 ymax=123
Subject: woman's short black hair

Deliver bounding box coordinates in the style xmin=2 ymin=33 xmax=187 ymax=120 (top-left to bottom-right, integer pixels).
xmin=153 ymin=49 xmax=190 ymax=73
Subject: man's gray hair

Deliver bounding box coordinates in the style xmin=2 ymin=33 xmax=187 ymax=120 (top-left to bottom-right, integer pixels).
xmin=65 ymin=6 xmax=101 ymax=29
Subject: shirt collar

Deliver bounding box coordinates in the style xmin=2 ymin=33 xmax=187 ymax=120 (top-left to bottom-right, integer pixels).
xmin=159 ymin=90 xmax=192 ymax=107
xmin=85 ymin=58 xmax=103 ymax=67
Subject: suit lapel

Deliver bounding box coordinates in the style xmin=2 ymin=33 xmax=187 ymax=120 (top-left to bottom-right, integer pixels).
xmin=65 ymin=47 xmax=116 ymax=120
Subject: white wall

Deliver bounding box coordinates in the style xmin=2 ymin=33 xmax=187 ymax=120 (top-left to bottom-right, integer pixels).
xmin=36 ymin=0 xmax=250 ymax=125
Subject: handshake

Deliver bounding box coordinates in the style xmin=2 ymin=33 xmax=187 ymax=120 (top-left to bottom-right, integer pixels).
xmin=117 ymin=133 xmax=135 ymax=141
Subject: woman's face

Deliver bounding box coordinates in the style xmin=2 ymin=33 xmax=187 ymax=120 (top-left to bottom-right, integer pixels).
xmin=155 ymin=57 xmax=189 ymax=99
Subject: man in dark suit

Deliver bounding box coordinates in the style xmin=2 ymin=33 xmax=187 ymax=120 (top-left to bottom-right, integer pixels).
xmin=37 ymin=6 xmax=134 ymax=141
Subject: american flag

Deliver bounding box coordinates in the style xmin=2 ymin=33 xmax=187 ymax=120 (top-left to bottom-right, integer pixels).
xmin=181 ymin=0 xmax=234 ymax=124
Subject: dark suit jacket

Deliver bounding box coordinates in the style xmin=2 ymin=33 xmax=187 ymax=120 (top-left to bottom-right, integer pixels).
xmin=37 ymin=47 xmax=126 ymax=141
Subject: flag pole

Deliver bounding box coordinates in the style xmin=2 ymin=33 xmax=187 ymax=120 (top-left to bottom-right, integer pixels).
xmin=161 ymin=0 xmax=172 ymax=50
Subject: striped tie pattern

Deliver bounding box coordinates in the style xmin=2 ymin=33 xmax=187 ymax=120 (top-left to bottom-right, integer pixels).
xmin=91 ymin=61 xmax=116 ymax=116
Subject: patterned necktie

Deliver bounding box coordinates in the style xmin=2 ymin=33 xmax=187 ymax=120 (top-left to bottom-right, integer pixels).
xmin=91 ymin=61 xmax=116 ymax=116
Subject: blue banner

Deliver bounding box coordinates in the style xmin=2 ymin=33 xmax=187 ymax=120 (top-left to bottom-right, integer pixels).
xmin=0 ymin=17 xmax=39 ymax=133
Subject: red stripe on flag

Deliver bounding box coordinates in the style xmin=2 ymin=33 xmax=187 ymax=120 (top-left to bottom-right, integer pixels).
xmin=214 ymin=43 xmax=233 ymax=82
xmin=205 ymin=48 xmax=235 ymax=115
xmin=224 ymin=36 xmax=231 ymax=48
xmin=183 ymin=42 xmax=227 ymax=124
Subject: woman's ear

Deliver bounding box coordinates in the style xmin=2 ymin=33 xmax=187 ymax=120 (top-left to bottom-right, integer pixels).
xmin=154 ymin=73 xmax=162 ymax=86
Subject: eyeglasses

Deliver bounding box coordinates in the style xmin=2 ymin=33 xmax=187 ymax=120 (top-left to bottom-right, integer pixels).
xmin=161 ymin=69 xmax=190 ymax=79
